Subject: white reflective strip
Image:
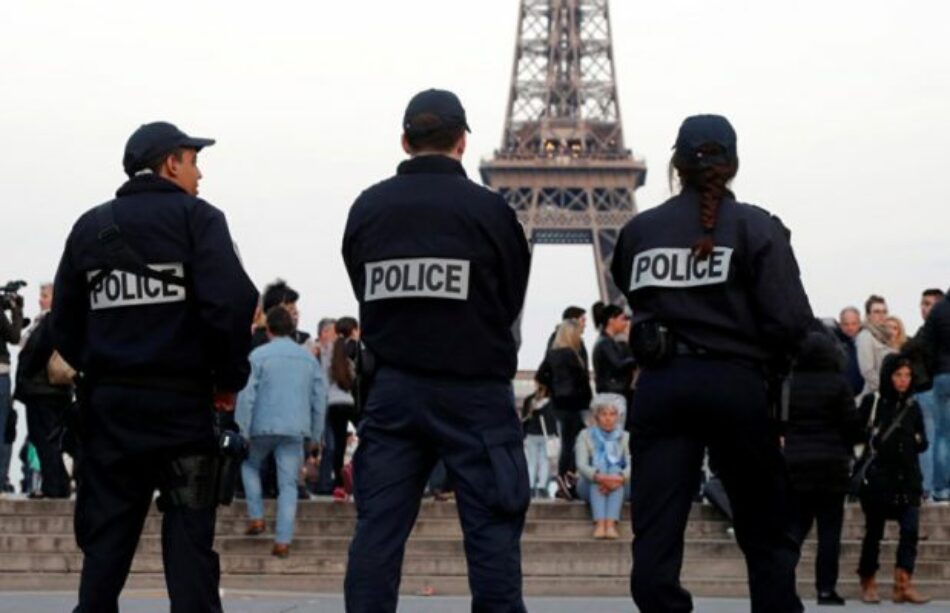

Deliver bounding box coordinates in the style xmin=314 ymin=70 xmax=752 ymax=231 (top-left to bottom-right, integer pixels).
xmin=87 ymin=263 xmax=186 ymax=311
xmin=629 ymin=247 xmax=733 ymax=291
xmin=364 ymin=258 xmax=470 ymax=302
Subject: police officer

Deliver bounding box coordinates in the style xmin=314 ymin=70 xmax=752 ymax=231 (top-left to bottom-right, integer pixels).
xmin=342 ymin=89 xmax=532 ymax=613
xmin=51 ymin=122 xmax=259 ymax=613
xmin=610 ymin=115 xmax=814 ymax=613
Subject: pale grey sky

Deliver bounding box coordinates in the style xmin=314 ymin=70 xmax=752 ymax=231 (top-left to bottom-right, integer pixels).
xmin=1 ymin=0 xmax=948 ymax=371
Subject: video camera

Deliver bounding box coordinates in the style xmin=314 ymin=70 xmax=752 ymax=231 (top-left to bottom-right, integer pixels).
xmin=1 ymin=280 xmax=26 ymax=312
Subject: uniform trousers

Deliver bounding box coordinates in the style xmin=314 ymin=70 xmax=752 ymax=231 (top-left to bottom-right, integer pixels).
xmin=73 ymin=385 xmax=221 ymax=613
xmin=629 ymin=357 xmax=803 ymax=613
xmin=344 ymin=367 xmax=529 ymax=613
xmin=25 ymin=395 xmax=71 ymax=497
xmin=788 ymin=490 xmax=846 ymax=594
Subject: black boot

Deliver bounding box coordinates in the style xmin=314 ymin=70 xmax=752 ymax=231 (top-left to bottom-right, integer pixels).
xmin=816 ymin=590 xmax=845 ymax=606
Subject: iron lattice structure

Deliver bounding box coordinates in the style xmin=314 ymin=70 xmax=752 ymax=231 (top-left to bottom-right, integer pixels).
xmin=480 ymin=0 xmax=646 ymax=304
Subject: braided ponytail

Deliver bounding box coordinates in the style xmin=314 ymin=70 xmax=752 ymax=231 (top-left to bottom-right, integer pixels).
xmin=671 ymin=143 xmax=738 ymax=260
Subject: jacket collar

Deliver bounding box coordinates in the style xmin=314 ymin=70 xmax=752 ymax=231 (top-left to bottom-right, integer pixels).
xmin=116 ymin=174 xmax=188 ymax=198
xmin=397 ymin=155 xmax=467 ymax=177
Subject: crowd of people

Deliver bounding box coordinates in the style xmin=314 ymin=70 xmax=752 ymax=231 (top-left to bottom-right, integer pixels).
xmin=1 ymin=274 xmax=949 ymax=602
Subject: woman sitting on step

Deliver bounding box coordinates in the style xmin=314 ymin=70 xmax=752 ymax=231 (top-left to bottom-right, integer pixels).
xmin=575 ymin=393 xmax=631 ymax=539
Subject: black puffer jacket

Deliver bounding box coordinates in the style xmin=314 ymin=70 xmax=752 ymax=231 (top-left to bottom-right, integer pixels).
xmin=546 ymin=347 xmax=592 ymax=412
xmin=784 ymin=331 xmax=863 ymax=493
xmin=858 ymin=353 xmax=928 ymax=507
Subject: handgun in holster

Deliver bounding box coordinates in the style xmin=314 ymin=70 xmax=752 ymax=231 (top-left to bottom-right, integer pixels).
xmin=629 ymin=319 xmax=676 ymax=368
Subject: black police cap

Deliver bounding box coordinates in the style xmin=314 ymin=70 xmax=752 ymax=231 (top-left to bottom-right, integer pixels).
xmin=123 ymin=121 xmax=216 ymax=177
xmin=403 ymin=89 xmax=471 ymax=137
xmin=673 ymin=114 xmax=737 ymax=167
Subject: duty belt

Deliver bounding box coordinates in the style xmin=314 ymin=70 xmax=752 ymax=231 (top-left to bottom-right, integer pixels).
xmin=93 ymin=374 xmax=212 ymax=396
xmin=673 ymin=341 xmax=763 ymax=371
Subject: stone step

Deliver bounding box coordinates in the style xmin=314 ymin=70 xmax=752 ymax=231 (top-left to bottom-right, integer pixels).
xmin=5 ymin=534 xmax=950 ymax=562
xmin=7 ymin=497 xmax=950 ymax=599
xmin=7 ymin=498 xmax=950 ymax=523
xmin=4 ymin=552 xmax=950 ymax=580
xmin=6 ymin=572 xmax=950 ymax=599
xmin=5 ymin=514 xmax=950 ymax=543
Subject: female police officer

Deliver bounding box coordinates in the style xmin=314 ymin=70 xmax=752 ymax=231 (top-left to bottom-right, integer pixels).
xmin=610 ymin=115 xmax=814 ymax=613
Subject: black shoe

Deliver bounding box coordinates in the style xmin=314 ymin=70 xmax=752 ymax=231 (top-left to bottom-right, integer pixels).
xmin=816 ymin=591 xmax=845 ymax=606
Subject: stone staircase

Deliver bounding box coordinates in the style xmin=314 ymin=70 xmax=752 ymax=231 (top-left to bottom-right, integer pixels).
xmin=2 ymin=498 xmax=950 ymax=600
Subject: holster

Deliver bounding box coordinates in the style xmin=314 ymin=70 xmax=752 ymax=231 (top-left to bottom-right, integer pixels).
xmin=764 ymin=359 xmax=793 ymax=437
xmin=58 ymin=375 xmax=90 ymax=456
xmin=156 ymin=413 xmax=248 ymax=511
xmin=629 ymin=320 xmax=675 ymax=368
xmin=158 ymin=454 xmax=219 ymax=511
xmin=354 ymin=342 xmax=377 ymax=415
xmin=213 ymin=412 xmax=249 ymax=507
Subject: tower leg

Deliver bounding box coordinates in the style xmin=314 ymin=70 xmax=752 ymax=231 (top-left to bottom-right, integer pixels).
xmin=593 ymin=229 xmax=623 ymax=305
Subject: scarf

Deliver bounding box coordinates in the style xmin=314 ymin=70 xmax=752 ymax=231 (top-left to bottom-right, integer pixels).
xmin=591 ymin=426 xmax=625 ymax=473
xmin=863 ymin=322 xmax=891 ymax=346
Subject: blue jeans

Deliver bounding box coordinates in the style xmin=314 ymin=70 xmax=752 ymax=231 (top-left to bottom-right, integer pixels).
xmin=524 ymin=435 xmax=549 ymax=491
xmin=933 ymin=374 xmax=950 ymax=500
xmin=0 ymin=374 xmax=12 ymax=489
xmin=917 ymin=390 xmax=936 ymax=496
xmin=241 ymin=435 xmax=304 ymax=545
xmin=577 ymin=470 xmax=628 ymax=520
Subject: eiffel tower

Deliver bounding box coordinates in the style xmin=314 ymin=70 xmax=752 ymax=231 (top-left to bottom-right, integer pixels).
xmin=480 ymin=0 xmax=646 ymax=304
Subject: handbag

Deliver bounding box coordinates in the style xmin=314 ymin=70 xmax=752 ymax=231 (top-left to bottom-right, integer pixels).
xmin=538 ymin=407 xmax=561 ymax=462
xmin=849 ymin=396 xmax=911 ymax=496
xmin=47 ymin=350 xmax=76 ymax=386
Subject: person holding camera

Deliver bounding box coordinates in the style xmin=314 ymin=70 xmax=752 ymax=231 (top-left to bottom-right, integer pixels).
xmin=0 ymin=284 xmax=25 ymax=491
xmin=51 ymin=122 xmax=258 ymax=613
xmin=610 ymin=115 xmax=814 ymax=613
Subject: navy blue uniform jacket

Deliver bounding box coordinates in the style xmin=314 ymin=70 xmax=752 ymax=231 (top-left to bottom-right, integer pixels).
xmin=342 ymin=155 xmax=531 ymax=381
xmin=51 ymin=175 xmax=259 ymax=392
xmin=610 ymin=188 xmax=814 ymax=362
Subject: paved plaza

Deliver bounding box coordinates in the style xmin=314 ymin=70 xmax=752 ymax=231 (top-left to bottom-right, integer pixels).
xmin=2 ymin=591 xmax=949 ymax=612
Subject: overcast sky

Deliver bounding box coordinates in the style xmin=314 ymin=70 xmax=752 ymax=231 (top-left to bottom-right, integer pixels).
xmin=2 ymin=0 xmax=948 ymax=371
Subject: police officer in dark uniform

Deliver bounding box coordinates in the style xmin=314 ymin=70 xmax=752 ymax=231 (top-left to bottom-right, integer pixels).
xmin=342 ymin=89 xmax=532 ymax=613
xmin=51 ymin=122 xmax=259 ymax=613
xmin=610 ymin=115 xmax=814 ymax=613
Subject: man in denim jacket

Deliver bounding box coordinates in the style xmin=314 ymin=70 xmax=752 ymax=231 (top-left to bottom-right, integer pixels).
xmin=237 ymin=306 xmax=326 ymax=557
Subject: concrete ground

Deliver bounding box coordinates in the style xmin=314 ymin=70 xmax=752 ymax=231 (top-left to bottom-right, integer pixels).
xmin=2 ymin=591 xmax=949 ymax=612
